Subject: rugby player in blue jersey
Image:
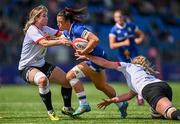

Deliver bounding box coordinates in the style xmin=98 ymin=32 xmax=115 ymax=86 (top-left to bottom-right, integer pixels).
xmin=56 ymin=7 xmax=128 ymax=118
xmin=109 ymin=10 xmax=145 ymax=105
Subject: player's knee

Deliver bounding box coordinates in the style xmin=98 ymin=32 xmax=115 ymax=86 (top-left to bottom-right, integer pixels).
xmin=34 ymin=72 xmax=48 ymax=87
xmin=38 ymin=77 xmax=48 ymax=87
xmin=67 ymin=66 xmax=85 ymax=87
xmin=66 ymin=71 xmax=75 ymax=81
xmin=66 ymin=72 xmax=79 ymax=87
xmin=71 ymin=66 xmax=85 ymax=79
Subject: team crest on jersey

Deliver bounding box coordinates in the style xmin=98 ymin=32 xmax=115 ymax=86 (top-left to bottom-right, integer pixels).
xmin=124 ymin=32 xmax=128 ymax=37
xmin=117 ymin=30 xmax=121 ymax=34
xmin=128 ymin=27 xmax=132 ymax=32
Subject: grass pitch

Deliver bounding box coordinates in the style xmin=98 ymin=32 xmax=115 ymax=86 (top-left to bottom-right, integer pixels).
xmin=0 ymin=83 xmax=180 ymax=124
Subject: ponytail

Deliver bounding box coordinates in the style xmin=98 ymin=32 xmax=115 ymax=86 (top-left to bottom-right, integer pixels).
xmin=57 ymin=7 xmax=87 ymax=23
xmin=132 ymin=56 xmax=159 ymax=75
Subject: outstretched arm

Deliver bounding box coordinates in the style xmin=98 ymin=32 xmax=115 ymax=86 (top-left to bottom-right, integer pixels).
xmin=38 ymin=36 xmax=70 ymax=47
xmin=97 ymin=90 xmax=137 ymax=109
xmin=76 ymin=54 xmax=120 ymax=70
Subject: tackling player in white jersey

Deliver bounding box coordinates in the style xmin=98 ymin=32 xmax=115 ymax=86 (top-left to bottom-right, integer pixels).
xmin=76 ymin=54 xmax=180 ymax=120
xmin=18 ymin=5 xmax=75 ymax=121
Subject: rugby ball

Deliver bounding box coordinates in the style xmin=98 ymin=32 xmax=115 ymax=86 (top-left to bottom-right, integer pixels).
xmin=72 ymin=38 xmax=88 ymax=50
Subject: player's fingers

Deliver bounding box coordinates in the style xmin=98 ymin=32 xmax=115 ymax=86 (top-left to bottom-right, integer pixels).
xmin=97 ymin=103 xmax=104 ymax=109
xmin=103 ymin=105 xmax=107 ymax=110
xmin=97 ymin=104 xmax=101 ymax=109
xmin=74 ymin=52 xmax=79 ymax=56
xmin=76 ymin=57 xmax=80 ymax=60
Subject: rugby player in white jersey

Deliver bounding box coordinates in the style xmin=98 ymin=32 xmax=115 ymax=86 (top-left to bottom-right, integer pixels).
xmin=18 ymin=5 xmax=75 ymax=121
xmin=76 ymin=54 xmax=180 ymax=120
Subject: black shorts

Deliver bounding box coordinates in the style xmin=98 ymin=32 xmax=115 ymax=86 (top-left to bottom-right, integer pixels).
xmin=142 ymin=81 xmax=172 ymax=110
xmin=19 ymin=62 xmax=55 ymax=83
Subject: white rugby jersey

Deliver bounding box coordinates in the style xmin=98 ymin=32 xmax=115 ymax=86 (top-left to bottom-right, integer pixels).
xmin=18 ymin=25 xmax=59 ymax=70
xmin=116 ymin=62 xmax=162 ymax=96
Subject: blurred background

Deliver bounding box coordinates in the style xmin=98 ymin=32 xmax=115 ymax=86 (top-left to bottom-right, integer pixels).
xmin=0 ymin=0 xmax=179 ymax=84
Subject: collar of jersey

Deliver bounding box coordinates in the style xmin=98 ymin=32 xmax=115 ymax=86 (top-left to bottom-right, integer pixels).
xmin=116 ymin=23 xmax=126 ymax=29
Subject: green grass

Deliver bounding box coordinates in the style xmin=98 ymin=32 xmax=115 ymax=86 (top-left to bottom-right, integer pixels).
xmin=0 ymin=83 xmax=180 ymax=124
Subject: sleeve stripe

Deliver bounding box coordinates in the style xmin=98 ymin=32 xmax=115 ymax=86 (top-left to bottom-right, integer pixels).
xmin=81 ymin=30 xmax=90 ymax=39
xmin=35 ymin=37 xmax=45 ymax=44
xmin=55 ymin=30 xmax=60 ymax=36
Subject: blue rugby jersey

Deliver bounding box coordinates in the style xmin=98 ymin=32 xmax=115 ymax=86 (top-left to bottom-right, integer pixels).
xmin=109 ymin=22 xmax=139 ymax=62
xmin=63 ymin=22 xmax=107 ymax=71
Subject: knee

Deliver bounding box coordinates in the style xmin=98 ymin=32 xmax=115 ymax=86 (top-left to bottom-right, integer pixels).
xmin=38 ymin=77 xmax=48 ymax=87
xmin=34 ymin=72 xmax=48 ymax=87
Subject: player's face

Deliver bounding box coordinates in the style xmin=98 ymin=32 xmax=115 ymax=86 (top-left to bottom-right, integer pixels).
xmin=114 ymin=11 xmax=124 ymax=25
xmin=57 ymin=16 xmax=70 ymax=31
xmin=36 ymin=11 xmax=48 ymax=26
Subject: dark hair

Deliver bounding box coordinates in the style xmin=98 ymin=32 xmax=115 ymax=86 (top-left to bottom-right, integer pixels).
xmin=57 ymin=7 xmax=87 ymax=23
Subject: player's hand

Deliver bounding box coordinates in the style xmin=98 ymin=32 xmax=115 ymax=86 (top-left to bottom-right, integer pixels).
xmin=97 ymin=98 xmax=113 ymax=110
xmin=60 ymin=38 xmax=71 ymax=46
xmin=75 ymin=49 xmax=87 ymax=55
xmin=123 ymin=38 xmax=130 ymax=46
xmin=75 ymin=50 xmax=88 ymax=60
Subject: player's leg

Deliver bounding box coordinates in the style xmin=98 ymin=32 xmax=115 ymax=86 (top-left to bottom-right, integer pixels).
xmin=142 ymin=82 xmax=180 ymax=120
xmin=49 ymin=66 xmax=75 ymax=117
xmin=155 ymin=83 xmax=180 ymax=120
xmin=66 ymin=63 xmax=91 ymax=116
xmin=155 ymin=97 xmax=180 ymax=120
xmin=79 ymin=62 xmax=128 ymax=118
xmin=26 ymin=68 xmax=59 ymax=121
xmin=89 ymin=70 xmax=128 ymax=118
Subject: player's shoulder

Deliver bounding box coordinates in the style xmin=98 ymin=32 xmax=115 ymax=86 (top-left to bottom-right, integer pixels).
xmin=73 ymin=22 xmax=86 ymax=31
xmin=27 ymin=25 xmax=37 ymax=32
xmin=126 ymin=21 xmax=136 ymax=27
xmin=109 ymin=25 xmax=118 ymax=33
xmin=111 ymin=25 xmax=118 ymax=30
xmin=42 ymin=25 xmax=50 ymax=30
xmin=26 ymin=25 xmax=39 ymax=35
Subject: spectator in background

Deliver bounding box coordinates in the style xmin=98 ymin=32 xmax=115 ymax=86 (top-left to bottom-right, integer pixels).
xmin=109 ymin=9 xmax=145 ymax=105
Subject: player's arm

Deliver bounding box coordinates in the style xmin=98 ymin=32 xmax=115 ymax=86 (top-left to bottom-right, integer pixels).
xmin=109 ymin=35 xmax=130 ymax=49
xmin=134 ymin=29 xmax=145 ymax=44
xmin=97 ymin=90 xmax=137 ymax=109
xmin=80 ymin=32 xmax=99 ymax=55
xmin=37 ymin=37 xmax=69 ymax=47
xmin=77 ymin=54 xmax=120 ymax=69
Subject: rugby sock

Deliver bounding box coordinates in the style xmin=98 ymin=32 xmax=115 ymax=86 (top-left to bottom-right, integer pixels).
xmin=115 ymin=94 xmax=123 ymax=108
xmin=61 ymin=87 xmax=72 ymax=107
xmin=76 ymin=91 xmax=88 ymax=105
xmin=116 ymin=102 xmax=123 ymax=108
xmin=39 ymin=91 xmax=53 ymax=111
xmin=171 ymin=110 xmax=180 ymax=120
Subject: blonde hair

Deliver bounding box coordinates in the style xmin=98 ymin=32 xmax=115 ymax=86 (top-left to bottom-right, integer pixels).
xmin=23 ymin=5 xmax=48 ymax=33
xmin=132 ymin=56 xmax=159 ymax=75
